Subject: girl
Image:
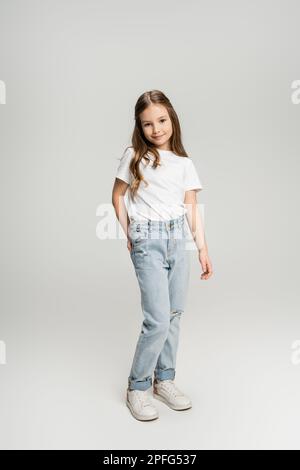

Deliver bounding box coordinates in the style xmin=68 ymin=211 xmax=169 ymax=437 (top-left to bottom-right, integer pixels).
xmin=112 ymin=90 xmax=213 ymax=421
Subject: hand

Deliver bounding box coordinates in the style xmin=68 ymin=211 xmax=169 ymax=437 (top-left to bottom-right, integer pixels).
xmin=198 ymin=248 xmax=213 ymax=280
xmin=127 ymin=238 xmax=132 ymax=252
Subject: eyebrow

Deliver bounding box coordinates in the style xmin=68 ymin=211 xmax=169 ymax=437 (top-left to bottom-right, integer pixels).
xmin=141 ymin=115 xmax=167 ymax=124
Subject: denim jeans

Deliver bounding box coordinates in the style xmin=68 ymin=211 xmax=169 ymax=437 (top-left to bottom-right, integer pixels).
xmin=127 ymin=214 xmax=190 ymax=391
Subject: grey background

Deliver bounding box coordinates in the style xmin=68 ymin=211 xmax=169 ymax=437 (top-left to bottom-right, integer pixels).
xmin=0 ymin=0 xmax=300 ymax=450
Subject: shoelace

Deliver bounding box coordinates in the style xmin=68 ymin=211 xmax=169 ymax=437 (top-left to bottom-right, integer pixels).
xmin=156 ymin=380 xmax=183 ymax=398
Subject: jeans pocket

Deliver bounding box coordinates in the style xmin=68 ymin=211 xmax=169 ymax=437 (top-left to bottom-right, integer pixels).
xmin=130 ymin=231 xmax=148 ymax=268
xmin=131 ymin=234 xmax=143 ymax=244
xmin=129 ymin=225 xmax=148 ymax=243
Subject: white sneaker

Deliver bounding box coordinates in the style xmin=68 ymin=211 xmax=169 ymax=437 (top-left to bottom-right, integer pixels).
xmin=126 ymin=389 xmax=159 ymax=421
xmin=153 ymin=379 xmax=192 ymax=410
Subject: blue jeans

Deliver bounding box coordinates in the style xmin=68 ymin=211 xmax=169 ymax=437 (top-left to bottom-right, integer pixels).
xmin=127 ymin=214 xmax=190 ymax=391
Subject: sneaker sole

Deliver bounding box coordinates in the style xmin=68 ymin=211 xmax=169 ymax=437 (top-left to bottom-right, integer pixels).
xmin=126 ymin=399 xmax=159 ymax=421
xmin=153 ymin=392 xmax=192 ymax=411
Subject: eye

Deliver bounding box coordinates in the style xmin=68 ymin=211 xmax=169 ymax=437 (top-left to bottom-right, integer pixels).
xmin=144 ymin=119 xmax=167 ymax=127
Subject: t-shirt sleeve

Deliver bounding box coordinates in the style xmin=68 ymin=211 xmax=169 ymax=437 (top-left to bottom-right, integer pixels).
xmin=115 ymin=147 xmax=134 ymax=184
xmin=183 ymin=158 xmax=203 ymax=192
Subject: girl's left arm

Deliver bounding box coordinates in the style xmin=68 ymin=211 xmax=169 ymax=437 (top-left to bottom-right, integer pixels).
xmin=184 ymin=190 xmax=207 ymax=252
xmin=184 ymin=190 xmax=213 ymax=280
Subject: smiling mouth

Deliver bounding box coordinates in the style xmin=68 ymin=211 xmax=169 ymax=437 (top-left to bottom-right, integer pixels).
xmin=153 ymin=135 xmax=164 ymax=139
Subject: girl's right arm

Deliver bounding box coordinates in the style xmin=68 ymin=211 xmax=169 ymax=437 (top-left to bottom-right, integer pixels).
xmin=112 ymin=177 xmax=131 ymax=242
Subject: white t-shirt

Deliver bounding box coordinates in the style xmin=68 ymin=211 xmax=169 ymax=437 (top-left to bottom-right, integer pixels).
xmin=115 ymin=146 xmax=203 ymax=222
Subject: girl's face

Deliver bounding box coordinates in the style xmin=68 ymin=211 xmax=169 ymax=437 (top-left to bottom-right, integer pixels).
xmin=139 ymin=104 xmax=173 ymax=150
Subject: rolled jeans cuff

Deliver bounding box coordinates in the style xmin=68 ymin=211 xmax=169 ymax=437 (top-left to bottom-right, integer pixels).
xmin=154 ymin=368 xmax=175 ymax=381
xmin=128 ymin=376 xmax=152 ymax=391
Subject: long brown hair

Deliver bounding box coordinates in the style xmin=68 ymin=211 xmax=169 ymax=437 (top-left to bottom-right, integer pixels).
xmin=127 ymin=90 xmax=189 ymax=201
